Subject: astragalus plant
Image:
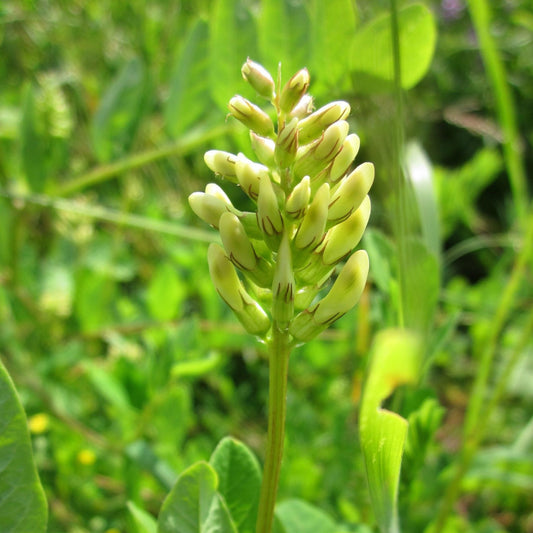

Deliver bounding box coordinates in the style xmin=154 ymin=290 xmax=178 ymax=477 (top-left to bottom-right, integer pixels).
xmin=189 ymin=58 xmax=373 ymax=533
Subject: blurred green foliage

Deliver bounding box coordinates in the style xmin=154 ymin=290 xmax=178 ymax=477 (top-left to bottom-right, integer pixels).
xmin=0 ymin=0 xmax=532 ymax=532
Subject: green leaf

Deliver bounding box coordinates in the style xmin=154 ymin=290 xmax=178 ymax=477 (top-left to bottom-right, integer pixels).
xmin=20 ymin=84 xmax=46 ymax=192
xmin=359 ymin=329 xmax=422 ymax=533
xmin=209 ymin=0 xmax=257 ymax=111
xmin=0 ymin=359 xmax=48 ymax=533
xmin=91 ymin=57 xmax=150 ymax=162
xmin=171 ymin=351 xmax=222 ymax=379
xmin=350 ymin=4 xmax=437 ymax=93
xmin=128 ymin=501 xmax=157 ymax=533
xmin=209 ymin=437 xmax=261 ymax=533
xmin=275 ymin=499 xmax=337 ymax=533
xmin=158 ymin=461 xmax=237 ymax=533
xmin=164 ymin=18 xmax=211 ymax=138
xmin=257 ymin=0 xmax=311 ymax=77
xmin=146 ymin=261 xmax=185 ymax=321
xmin=405 ymin=142 xmax=441 ymax=261
xmin=309 ymin=0 xmax=357 ymax=93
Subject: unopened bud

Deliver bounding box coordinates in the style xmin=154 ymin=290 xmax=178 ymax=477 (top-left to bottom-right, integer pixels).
xmin=294 ymin=121 xmax=349 ymax=180
xmin=294 ymin=183 xmax=329 ymax=251
xmin=280 ymin=68 xmax=310 ymax=114
xmin=204 ymin=150 xmax=239 ymax=183
xmin=257 ymin=174 xmax=284 ymax=238
xmin=328 ymin=162 xmax=374 ymax=223
xmin=275 ymin=117 xmax=299 ymax=168
xmin=219 ymin=212 xmax=258 ymax=271
xmin=298 ymin=101 xmax=351 ymax=144
xmin=314 ymin=250 xmax=369 ymax=324
xmin=229 ymin=95 xmax=274 ymax=137
xmin=241 ymin=58 xmax=275 ymax=100
xmin=286 ymin=176 xmax=310 ymax=219
xmin=208 ymin=243 xmax=270 ymax=336
xmin=271 ymin=232 xmax=294 ymax=327
xmin=290 ymin=250 xmax=369 ymax=341
xmin=290 ymin=94 xmax=314 ymax=119
xmin=235 ymin=155 xmax=270 ymax=200
xmin=250 ymin=132 xmax=276 ymax=167
xmin=321 ymin=196 xmax=371 ymax=264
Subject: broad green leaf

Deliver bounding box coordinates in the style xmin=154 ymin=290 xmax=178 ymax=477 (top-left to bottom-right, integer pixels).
xmin=91 ymin=58 xmax=150 ymax=162
xmin=360 ymin=329 xmax=422 ymax=533
xmin=146 ymin=261 xmax=185 ymax=321
xmin=0 ymin=359 xmax=48 ymax=533
xmin=128 ymin=501 xmax=157 ymax=533
xmin=350 ymin=4 xmax=437 ymax=93
xmin=257 ymin=0 xmax=311 ymax=77
xmin=20 ymin=83 xmax=46 ymax=192
xmin=158 ymin=461 xmax=237 ymax=533
xmin=275 ymin=499 xmax=337 ymax=533
xmin=209 ymin=0 xmax=257 ymax=111
xmin=309 ymin=0 xmax=357 ymax=93
xmin=209 ymin=437 xmax=261 ymax=533
xmin=164 ymin=18 xmax=211 ymax=138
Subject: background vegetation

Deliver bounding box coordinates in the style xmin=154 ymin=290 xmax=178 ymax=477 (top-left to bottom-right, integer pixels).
xmin=0 ymin=0 xmax=532 ymax=532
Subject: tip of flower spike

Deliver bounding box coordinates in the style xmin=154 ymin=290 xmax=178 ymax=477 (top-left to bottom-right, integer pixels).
xmin=241 ymin=58 xmax=275 ymax=100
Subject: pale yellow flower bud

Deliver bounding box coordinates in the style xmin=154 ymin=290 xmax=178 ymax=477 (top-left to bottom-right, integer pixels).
xmin=257 ymin=174 xmax=284 ymax=238
xmin=328 ymin=162 xmax=374 ymax=223
xmin=275 ymin=117 xmax=299 ymax=168
xmin=280 ymin=68 xmax=310 ymax=114
xmin=289 ymin=250 xmax=369 ymax=341
xmin=204 ymin=150 xmax=239 ymax=183
xmin=293 ymin=121 xmax=349 ymax=180
xmin=321 ymin=196 xmax=371 ymax=264
xmin=250 ymin=132 xmax=276 ymax=167
xmin=241 ymin=58 xmax=275 ymax=100
xmin=271 ymin=232 xmax=294 ymax=327
xmin=235 ymin=155 xmax=270 ymax=201
xmin=298 ymin=101 xmax=351 ymax=144
xmin=286 ymin=176 xmax=310 ymax=219
xmin=229 ymin=95 xmax=274 ymax=137
xmin=219 ymin=212 xmax=258 ymax=272
xmin=208 ymin=243 xmax=271 ymax=336
xmin=294 ymin=183 xmax=329 ymax=251
xmin=289 ymin=94 xmax=314 ymax=119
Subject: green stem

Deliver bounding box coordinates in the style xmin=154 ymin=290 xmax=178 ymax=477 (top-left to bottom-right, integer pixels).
xmin=256 ymin=324 xmax=291 ymax=533
xmin=433 ymin=207 xmax=533 ymax=533
xmin=467 ymin=0 xmax=529 ymax=225
xmin=53 ymin=123 xmax=234 ymax=197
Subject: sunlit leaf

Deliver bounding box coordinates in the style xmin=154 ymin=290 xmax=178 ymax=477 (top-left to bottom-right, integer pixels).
xmin=0 ymin=360 xmax=48 ymax=533
xmin=309 ymin=0 xmax=357 ymax=93
xmin=128 ymin=500 xmax=157 ymax=533
xmin=275 ymin=499 xmax=337 ymax=533
xmin=257 ymin=0 xmax=311 ymax=77
xmin=210 ymin=437 xmax=261 ymax=533
xmin=165 ymin=18 xmax=211 ymax=138
xmin=350 ymin=4 xmax=437 ymax=93
xmin=209 ymin=0 xmax=257 ymax=111
xmin=158 ymin=461 xmax=237 ymax=533
xmin=360 ymin=329 xmax=422 ymax=533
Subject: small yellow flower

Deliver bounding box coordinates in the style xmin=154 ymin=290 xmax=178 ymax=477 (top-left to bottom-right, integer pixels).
xmin=28 ymin=413 xmax=50 ymax=434
xmin=77 ymin=448 xmax=96 ymax=466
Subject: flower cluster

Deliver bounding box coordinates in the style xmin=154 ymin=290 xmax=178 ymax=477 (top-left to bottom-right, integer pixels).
xmin=189 ymin=59 xmax=373 ymax=343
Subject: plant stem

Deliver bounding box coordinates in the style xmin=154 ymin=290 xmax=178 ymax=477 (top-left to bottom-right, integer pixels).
xmin=256 ymin=324 xmax=291 ymax=533
xmin=467 ymin=0 xmax=529 ymax=225
xmin=433 ymin=207 xmax=533 ymax=533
